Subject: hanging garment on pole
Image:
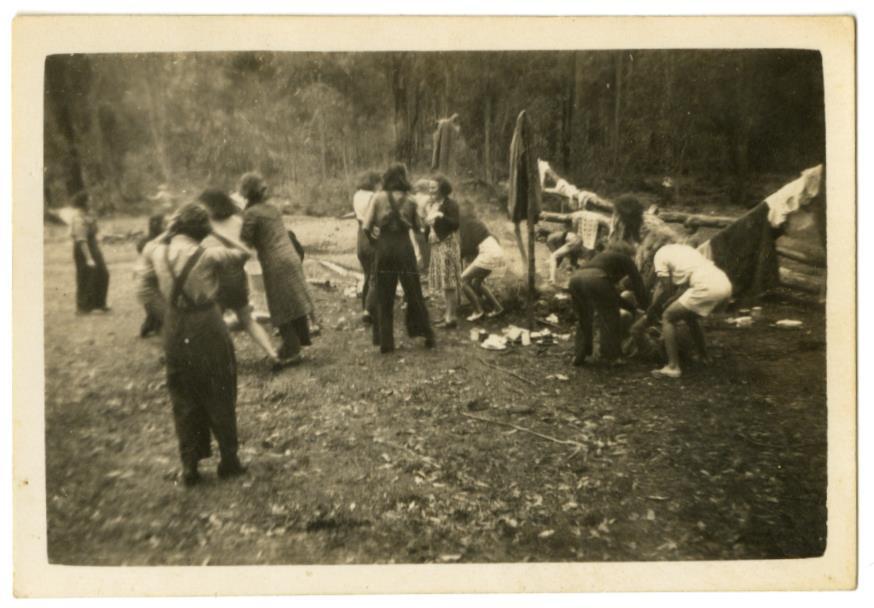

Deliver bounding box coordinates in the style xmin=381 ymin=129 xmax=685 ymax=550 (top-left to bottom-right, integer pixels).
xmin=507 ymin=110 xmax=542 ymax=224
xmin=431 ymin=116 xmax=459 ymax=174
xmin=698 ymin=201 xmax=780 ymax=298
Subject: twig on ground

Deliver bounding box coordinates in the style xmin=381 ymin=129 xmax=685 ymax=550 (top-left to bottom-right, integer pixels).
xmin=461 ymin=412 xmax=588 ymax=456
xmin=476 ymin=356 xmax=536 ymax=386
xmin=373 ymin=437 xmax=442 ymax=469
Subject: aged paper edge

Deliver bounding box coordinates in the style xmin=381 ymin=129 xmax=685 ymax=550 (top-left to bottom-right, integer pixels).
xmin=11 ymin=14 xmax=857 ymax=597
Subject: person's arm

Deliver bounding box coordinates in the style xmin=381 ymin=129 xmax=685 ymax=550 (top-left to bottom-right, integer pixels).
xmin=71 ymin=215 xmax=96 ymax=266
xmin=624 ymin=258 xmax=651 ymax=311
xmin=205 ymin=245 xmax=250 ymax=269
xmin=362 ymin=192 xmax=379 ymax=235
xmin=239 ymin=210 xmax=258 ymax=248
xmin=644 ymin=276 xmax=673 ymax=322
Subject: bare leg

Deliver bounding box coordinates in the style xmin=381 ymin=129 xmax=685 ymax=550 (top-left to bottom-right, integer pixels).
xmin=687 ymin=315 xmax=711 ymax=363
xmin=237 ymin=307 xmax=279 ymax=361
xmin=661 ymin=317 xmax=682 ymax=371
xmin=444 ymin=288 xmax=458 ymax=323
xmin=462 ymin=281 xmax=483 ymax=315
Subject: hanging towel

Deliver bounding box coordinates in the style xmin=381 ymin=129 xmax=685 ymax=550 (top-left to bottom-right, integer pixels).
xmin=765 ymin=164 xmax=823 ymax=228
xmin=507 ymin=110 xmax=542 ymax=224
xmin=698 ymin=201 xmax=779 ymax=298
xmin=431 ymin=116 xmax=459 ymax=173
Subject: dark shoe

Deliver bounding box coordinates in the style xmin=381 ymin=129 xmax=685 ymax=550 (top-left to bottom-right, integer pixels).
xmin=271 ymin=354 xmax=303 ymax=371
xmin=380 ymin=346 xmax=396 ymax=354
xmin=424 ymin=335 xmax=436 ymax=349
xmin=181 ymin=468 xmax=201 ymax=487
xmin=217 ymin=459 xmax=247 ymax=479
xmin=572 ymin=356 xmax=586 ymax=367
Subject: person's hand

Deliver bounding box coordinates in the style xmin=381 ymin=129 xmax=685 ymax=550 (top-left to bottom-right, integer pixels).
xmin=370 ymin=226 xmax=381 ymax=239
xmin=630 ymin=316 xmax=648 ymax=336
xmin=85 ymin=258 xmax=96 ymax=268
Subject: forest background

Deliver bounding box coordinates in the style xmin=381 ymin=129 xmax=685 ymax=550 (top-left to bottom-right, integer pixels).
xmin=43 ymin=49 xmax=825 ymax=216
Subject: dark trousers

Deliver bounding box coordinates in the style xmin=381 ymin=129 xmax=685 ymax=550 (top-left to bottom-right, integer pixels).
xmin=569 ymin=269 xmax=623 ymax=362
xmin=73 ymin=240 xmax=109 ymax=312
xmin=370 ymin=232 xmax=433 ymax=352
xmin=278 ymin=315 xmax=311 ymax=359
xmin=357 ymin=227 xmax=376 ymax=312
xmin=164 ymin=304 xmax=239 ymax=471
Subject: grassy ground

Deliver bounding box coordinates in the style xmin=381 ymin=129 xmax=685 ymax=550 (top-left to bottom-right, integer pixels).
xmin=44 ymin=212 xmax=826 ymax=565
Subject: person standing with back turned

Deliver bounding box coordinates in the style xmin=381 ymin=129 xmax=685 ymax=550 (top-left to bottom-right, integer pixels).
xmin=362 ymin=163 xmax=435 ymax=353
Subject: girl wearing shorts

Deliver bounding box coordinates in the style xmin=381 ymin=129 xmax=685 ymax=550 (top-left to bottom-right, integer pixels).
xmin=641 ymin=243 xmax=732 ymax=379
xmin=458 ymin=214 xmax=504 ymax=321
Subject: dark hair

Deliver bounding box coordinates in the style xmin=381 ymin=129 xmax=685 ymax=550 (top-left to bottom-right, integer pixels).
xmin=71 ymin=191 xmax=89 ymax=210
xmin=381 ymin=163 xmax=412 ymax=193
xmin=605 ymin=241 xmax=636 ymax=258
xmin=238 ymin=171 xmax=268 ymax=204
xmin=613 ymin=194 xmax=644 ymax=242
xmin=147 ymin=213 xmax=165 ymax=239
xmin=171 ymin=203 xmax=211 ymax=242
xmin=431 ymin=174 xmax=453 ymax=198
xmin=356 ymin=171 xmax=382 ymax=192
xmin=198 ymin=188 xmax=239 ymax=220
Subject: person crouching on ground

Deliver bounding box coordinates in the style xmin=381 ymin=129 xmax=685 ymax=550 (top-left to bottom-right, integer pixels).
xmin=198 ymin=188 xmax=298 ymax=371
xmin=238 ymin=172 xmax=317 ymax=365
xmin=424 ymin=175 xmax=462 ymax=328
xmin=569 ymin=242 xmax=649 ymax=366
xmin=362 ymin=162 xmax=435 ymax=353
xmin=458 ymin=210 xmax=505 ymax=321
xmin=634 ymin=243 xmax=732 ymax=379
xmin=137 ymin=203 xmax=249 ymax=486
xmin=353 ymin=171 xmax=381 ymax=323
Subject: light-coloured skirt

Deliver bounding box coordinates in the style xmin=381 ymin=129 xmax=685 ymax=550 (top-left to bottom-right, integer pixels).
xmin=428 ymin=231 xmax=462 ymax=291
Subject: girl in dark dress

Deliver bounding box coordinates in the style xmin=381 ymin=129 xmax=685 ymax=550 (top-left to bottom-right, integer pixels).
xmin=239 ymin=172 xmax=316 ymax=364
xmin=70 ymin=192 xmax=110 ymax=314
xmin=138 ymin=203 xmax=249 ymax=486
xmin=362 ymin=163 xmax=435 ymax=353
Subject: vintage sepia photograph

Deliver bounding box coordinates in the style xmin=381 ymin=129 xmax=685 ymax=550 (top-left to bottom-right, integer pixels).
xmin=11 ymin=14 xmax=856 ymax=595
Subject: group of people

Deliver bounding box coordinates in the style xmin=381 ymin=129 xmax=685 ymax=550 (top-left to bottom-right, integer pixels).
xmin=353 ymin=163 xmax=506 ymax=353
xmin=67 ymin=164 xmax=731 ymax=486
xmin=551 ymin=195 xmax=733 ymax=379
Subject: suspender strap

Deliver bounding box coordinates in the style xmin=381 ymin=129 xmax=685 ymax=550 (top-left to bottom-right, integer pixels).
xmin=165 ymin=243 xmax=207 ymax=310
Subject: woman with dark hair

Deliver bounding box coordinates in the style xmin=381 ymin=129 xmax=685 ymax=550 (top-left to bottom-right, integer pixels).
xmin=239 ymin=172 xmax=316 ymax=364
xmin=137 ymin=202 xmax=249 ymax=486
xmin=362 ymin=163 xmax=435 ymax=353
xmin=609 ymin=194 xmax=645 ymax=245
xmin=353 ymin=171 xmax=381 ymax=322
xmin=198 ymin=189 xmax=289 ymax=369
xmin=424 ymin=174 xmax=462 ymax=328
xmin=70 ymin=191 xmax=110 ymax=314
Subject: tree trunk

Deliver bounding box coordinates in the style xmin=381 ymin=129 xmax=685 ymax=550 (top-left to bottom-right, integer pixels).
xmin=483 ymin=93 xmax=493 ymax=183
xmin=612 ymin=52 xmax=624 ymax=173
xmin=44 ymin=56 xmax=87 ymax=198
xmin=143 ymin=60 xmax=172 ymax=184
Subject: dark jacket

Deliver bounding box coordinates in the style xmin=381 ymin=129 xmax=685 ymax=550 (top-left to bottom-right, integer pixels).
xmin=430 ymin=197 xmax=460 ymax=242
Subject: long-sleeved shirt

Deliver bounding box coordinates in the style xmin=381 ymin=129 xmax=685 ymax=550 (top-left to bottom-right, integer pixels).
xmin=137 ymin=234 xmax=248 ymax=308
xmin=459 ymin=214 xmax=491 ymax=259
xmin=581 ymin=251 xmax=650 ymax=310
xmin=425 ymin=196 xmax=460 ymax=242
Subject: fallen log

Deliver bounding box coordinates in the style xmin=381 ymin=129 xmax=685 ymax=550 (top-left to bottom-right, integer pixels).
xmin=317 ymin=259 xmax=363 ymax=280
xmin=777 ymin=245 xmax=826 ymax=268
xmin=779 ymin=267 xmax=825 ymax=294
xmin=656 ymin=211 xmax=735 ymax=228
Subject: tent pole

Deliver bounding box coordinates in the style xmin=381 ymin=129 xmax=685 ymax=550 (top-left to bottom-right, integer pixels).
xmin=527 ymin=164 xmax=536 ymax=332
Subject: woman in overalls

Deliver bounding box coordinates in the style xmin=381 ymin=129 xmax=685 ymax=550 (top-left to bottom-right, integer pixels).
xmin=138 ymin=203 xmax=249 ymax=486
xmin=362 ymin=163 xmax=435 ymax=353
